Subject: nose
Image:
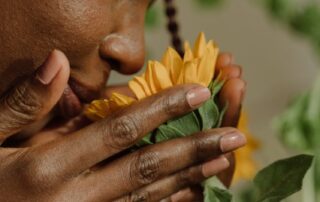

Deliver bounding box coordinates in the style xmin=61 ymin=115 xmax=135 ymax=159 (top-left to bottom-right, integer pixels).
xmin=99 ymin=32 xmax=145 ymax=75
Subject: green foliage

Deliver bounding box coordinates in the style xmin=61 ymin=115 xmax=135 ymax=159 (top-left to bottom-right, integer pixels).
xmin=204 ymin=177 xmax=232 ymax=202
xmin=204 ymin=155 xmax=313 ymax=202
xmin=260 ymin=0 xmax=293 ymax=21
xmin=260 ymin=0 xmax=320 ymax=55
xmin=254 ymin=154 xmax=313 ymax=202
xmin=237 ymin=155 xmax=313 ymax=202
xmin=275 ymin=74 xmax=320 ymax=199
xmin=145 ymin=6 xmax=160 ymax=29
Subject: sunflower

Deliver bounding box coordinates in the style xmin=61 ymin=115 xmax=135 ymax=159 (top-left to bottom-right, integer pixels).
xmin=84 ymin=32 xmax=259 ymax=183
xmin=129 ymin=32 xmax=219 ymax=100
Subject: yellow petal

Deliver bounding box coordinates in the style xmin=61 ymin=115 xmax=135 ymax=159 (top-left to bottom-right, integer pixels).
xmin=110 ymin=93 xmax=135 ymax=106
xmin=145 ymin=61 xmax=159 ymax=94
xmin=207 ymin=40 xmax=220 ymax=66
xmin=184 ymin=41 xmax=192 ymax=52
xmin=197 ymin=46 xmax=216 ymax=86
xmin=162 ymin=47 xmax=183 ymax=84
xmin=129 ymin=76 xmax=149 ymax=100
xmin=183 ymin=61 xmax=198 ymax=84
xmin=176 ymin=67 xmax=185 ymax=85
xmin=233 ymin=111 xmax=260 ymax=183
xmin=84 ymin=100 xmax=111 ymax=121
xmin=193 ymin=32 xmax=207 ymax=58
xmin=152 ymin=61 xmax=173 ymax=90
xmin=184 ymin=41 xmax=194 ymax=62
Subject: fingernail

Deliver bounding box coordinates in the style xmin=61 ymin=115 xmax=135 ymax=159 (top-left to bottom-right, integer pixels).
xmin=186 ymin=87 xmax=211 ymax=108
xmin=220 ymin=132 xmax=247 ymax=152
xmin=36 ymin=50 xmax=62 ymax=85
xmin=202 ymin=156 xmax=230 ymax=177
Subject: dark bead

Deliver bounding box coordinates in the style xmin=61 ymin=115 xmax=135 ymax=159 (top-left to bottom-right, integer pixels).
xmin=166 ymin=7 xmax=176 ymax=17
xmin=168 ymin=21 xmax=178 ymax=33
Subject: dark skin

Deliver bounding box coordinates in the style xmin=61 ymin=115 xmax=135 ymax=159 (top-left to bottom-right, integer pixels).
xmin=0 ymin=0 xmax=246 ymax=201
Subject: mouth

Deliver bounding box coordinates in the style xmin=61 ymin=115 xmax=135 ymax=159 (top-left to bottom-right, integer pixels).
xmin=58 ymin=78 xmax=101 ymax=119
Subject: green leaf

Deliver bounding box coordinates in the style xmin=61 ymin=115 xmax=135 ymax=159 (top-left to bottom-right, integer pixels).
xmin=145 ymin=6 xmax=159 ymax=28
xmin=198 ymin=98 xmax=220 ymax=130
xmin=211 ymin=81 xmax=225 ymax=98
xmin=203 ymin=177 xmax=232 ymax=202
xmin=216 ymin=102 xmax=228 ymax=128
xmin=253 ymin=154 xmax=314 ymax=202
xmin=136 ymin=133 xmax=153 ymax=147
xmin=155 ymin=125 xmax=184 ymax=143
xmin=167 ymin=112 xmax=200 ymax=136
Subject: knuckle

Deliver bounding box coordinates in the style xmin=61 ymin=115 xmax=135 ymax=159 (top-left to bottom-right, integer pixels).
xmin=176 ymin=170 xmax=194 ymax=187
xmin=4 ymin=82 xmax=42 ymax=122
xmin=106 ymin=115 xmax=140 ymax=149
xmin=191 ymin=135 xmax=210 ymax=161
xmin=130 ymin=151 xmax=160 ymax=186
xmin=190 ymin=131 xmax=222 ymax=160
xmin=159 ymin=92 xmax=182 ymax=116
xmin=129 ymin=191 xmax=151 ymax=202
xmin=16 ymin=151 xmax=57 ymax=190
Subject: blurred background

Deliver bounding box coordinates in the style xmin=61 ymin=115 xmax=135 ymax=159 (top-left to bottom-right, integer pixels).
xmin=109 ymin=0 xmax=320 ymax=201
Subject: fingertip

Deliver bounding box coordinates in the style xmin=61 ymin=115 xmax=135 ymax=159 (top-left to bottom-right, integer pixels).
xmin=51 ymin=49 xmax=70 ymax=78
xmin=220 ymin=78 xmax=246 ymax=103
xmin=186 ymin=86 xmax=211 ymax=108
xmin=217 ymin=53 xmax=233 ymax=68
xmin=202 ymin=156 xmax=230 ymax=178
xmin=36 ymin=49 xmax=70 ymax=85
xmin=51 ymin=49 xmax=70 ymax=68
xmin=219 ymin=79 xmax=246 ymax=127
xmin=221 ymin=65 xmax=243 ymax=80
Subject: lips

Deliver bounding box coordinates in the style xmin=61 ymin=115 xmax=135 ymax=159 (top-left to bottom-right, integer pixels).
xmin=58 ymin=78 xmax=101 ymax=119
xmin=58 ymin=85 xmax=83 ymax=119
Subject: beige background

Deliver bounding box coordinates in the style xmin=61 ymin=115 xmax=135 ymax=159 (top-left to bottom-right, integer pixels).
xmin=109 ymin=1 xmax=319 ymax=201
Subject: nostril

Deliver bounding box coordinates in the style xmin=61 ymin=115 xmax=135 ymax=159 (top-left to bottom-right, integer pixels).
xmin=105 ymin=57 xmax=121 ymax=71
xmin=99 ymin=35 xmax=145 ymax=75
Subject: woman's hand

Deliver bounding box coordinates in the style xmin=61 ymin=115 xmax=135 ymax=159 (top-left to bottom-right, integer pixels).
xmin=0 ymin=51 xmax=246 ymax=201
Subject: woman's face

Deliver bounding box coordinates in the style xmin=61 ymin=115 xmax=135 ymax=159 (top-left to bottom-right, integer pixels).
xmin=0 ymin=0 xmax=151 ymax=103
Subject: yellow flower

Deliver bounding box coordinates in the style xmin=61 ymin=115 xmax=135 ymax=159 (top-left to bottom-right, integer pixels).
xmin=85 ymin=93 xmax=135 ymax=121
xmin=129 ymin=32 xmax=219 ymax=100
xmin=234 ymin=111 xmax=260 ymax=183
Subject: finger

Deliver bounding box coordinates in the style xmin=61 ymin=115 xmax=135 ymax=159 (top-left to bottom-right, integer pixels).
xmin=27 ymin=84 xmax=212 ymax=180
xmin=170 ymin=186 xmax=204 ymax=202
xmin=116 ymin=156 xmax=227 ymax=202
xmin=220 ymin=65 xmax=242 ymax=80
xmin=216 ymin=152 xmax=236 ymax=188
xmin=72 ymin=128 xmax=245 ymax=201
xmin=219 ymin=78 xmax=246 ymax=127
xmin=216 ymin=53 xmax=233 ymax=70
xmin=0 ymin=50 xmax=70 ymax=143
xmin=20 ymin=115 xmax=90 ymax=147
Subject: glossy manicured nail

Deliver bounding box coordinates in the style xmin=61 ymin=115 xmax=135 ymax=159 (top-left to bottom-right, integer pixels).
xmin=202 ymin=156 xmax=230 ymax=177
xmin=186 ymin=87 xmax=211 ymax=108
xmin=36 ymin=50 xmax=62 ymax=85
xmin=220 ymin=132 xmax=247 ymax=152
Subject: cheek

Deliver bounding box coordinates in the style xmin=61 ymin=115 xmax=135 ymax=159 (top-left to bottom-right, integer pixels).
xmin=0 ymin=0 xmax=114 ymax=95
xmin=31 ymin=0 xmax=115 ymax=59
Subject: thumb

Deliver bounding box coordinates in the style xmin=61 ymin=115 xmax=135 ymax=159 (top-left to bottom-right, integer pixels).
xmin=0 ymin=50 xmax=70 ymax=142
